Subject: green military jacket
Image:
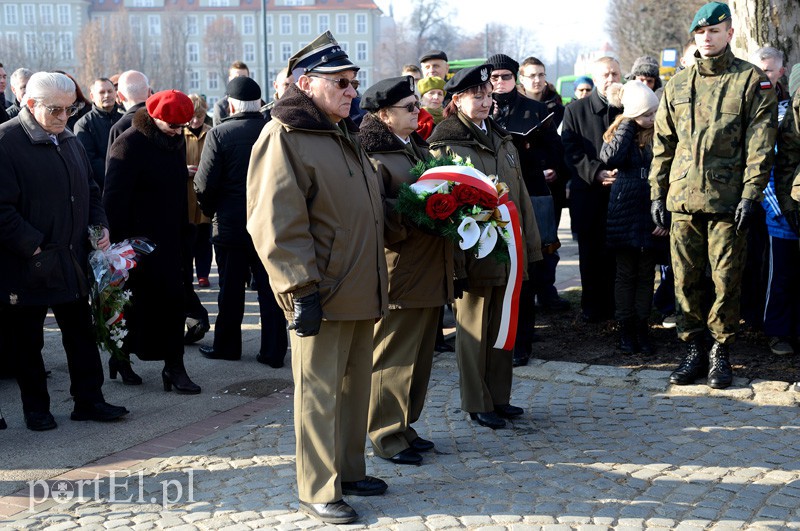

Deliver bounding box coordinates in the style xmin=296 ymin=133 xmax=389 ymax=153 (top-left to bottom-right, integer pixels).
xmin=649 ymin=46 xmax=778 ymax=214
xmin=774 ymin=91 xmax=800 ymax=213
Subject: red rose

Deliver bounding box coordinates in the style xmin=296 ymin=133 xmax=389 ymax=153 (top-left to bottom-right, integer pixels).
xmin=452 ymin=184 xmax=481 ymax=206
xmin=425 ymin=193 xmax=458 ymax=220
xmin=476 ymin=190 xmax=499 ymax=208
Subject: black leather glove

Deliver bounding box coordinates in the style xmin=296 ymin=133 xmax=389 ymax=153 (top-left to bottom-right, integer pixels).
xmin=453 ymin=278 xmax=469 ymax=300
xmin=288 ymin=292 xmax=322 ymax=337
xmin=734 ymin=198 xmax=756 ymax=233
xmin=651 ymin=199 xmax=667 ymax=230
xmin=785 ymin=209 xmax=800 ymax=237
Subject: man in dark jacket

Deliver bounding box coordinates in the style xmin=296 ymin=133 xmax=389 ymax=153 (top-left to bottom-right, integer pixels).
xmin=75 ymin=77 xmax=122 ymax=190
xmin=0 ymin=72 xmax=128 ymax=431
xmin=6 ymin=67 xmax=33 ymax=120
xmin=194 ymin=76 xmax=287 ymax=367
xmin=107 ymin=70 xmax=150 ymax=152
xmin=562 ymin=56 xmax=623 ymax=323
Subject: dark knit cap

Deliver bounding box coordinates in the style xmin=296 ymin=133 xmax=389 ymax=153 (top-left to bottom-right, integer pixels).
xmin=487 ymin=54 xmax=519 ymax=77
xmin=630 ymin=56 xmax=660 ymax=79
xmin=444 ymin=64 xmax=493 ymax=95
xmin=226 ymin=76 xmax=261 ymax=101
xmin=361 ymin=76 xmax=416 ymax=111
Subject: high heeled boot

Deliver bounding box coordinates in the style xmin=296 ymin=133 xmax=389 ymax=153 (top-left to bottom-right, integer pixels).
xmin=162 ymin=357 xmax=201 ymax=394
xmin=109 ymin=357 xmax=143 ymax=385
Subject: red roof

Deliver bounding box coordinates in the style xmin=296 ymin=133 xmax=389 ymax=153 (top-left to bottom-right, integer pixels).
xmin=90 ymin=0 xmax=382 ymax=12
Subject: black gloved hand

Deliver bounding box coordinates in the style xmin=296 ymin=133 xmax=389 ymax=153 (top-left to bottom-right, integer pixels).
xmin=288 ymin=292 xmax=322 ymax=337
xmin=453 ymin=278 xmax=469 ymax=300
xmin=734 ymin=198 xmax=756 ymax=233
xmin=785 ymin=209 xmax=800 ymax=237
xmin=651 ymin=198 xmax=667 ymax=230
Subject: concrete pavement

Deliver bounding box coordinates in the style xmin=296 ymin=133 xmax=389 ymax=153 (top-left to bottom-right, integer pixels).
xmin=2 ymin=213 xmax=800 ymax=529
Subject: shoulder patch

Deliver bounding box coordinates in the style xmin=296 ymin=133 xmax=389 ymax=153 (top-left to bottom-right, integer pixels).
xmin=760 ymin=80 xmax=773 ymax=90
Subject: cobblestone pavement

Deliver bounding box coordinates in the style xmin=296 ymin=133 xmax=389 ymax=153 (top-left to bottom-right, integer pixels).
xmin=2 ymin=354 xmax=800 ymax=530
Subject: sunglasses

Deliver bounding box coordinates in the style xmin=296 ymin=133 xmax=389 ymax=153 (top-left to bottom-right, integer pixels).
xmin=168 ymin=122 xmax=189 ymax=129
xmin=389 ymin=101 xmax=421 ymax=113
xmin=308 ymin=75 xmax=360 ymax=90
xmin=39 ymin=101 xmax=84 ymax=117
xmin=490 ymin=73 xmax=515 ymax=81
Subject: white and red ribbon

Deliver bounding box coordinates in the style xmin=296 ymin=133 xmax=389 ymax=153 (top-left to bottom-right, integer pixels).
xmin=492 ymin=202 xmax=523 ymax=351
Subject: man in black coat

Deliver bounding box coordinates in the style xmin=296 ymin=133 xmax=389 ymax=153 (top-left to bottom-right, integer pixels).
xmin=106 ymin=70 xmax=150 ymax=154
xmin=0 ymin=72 xmax=128 ymax=430
xmin=561 ymin=56 xmax=623 ymax=323
xmin=194 ymin=76 xmax=288 ymax=367
xmin=75 ymin=77 xmax=122 ymax=190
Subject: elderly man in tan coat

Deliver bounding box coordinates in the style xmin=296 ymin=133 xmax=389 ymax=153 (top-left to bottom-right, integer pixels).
xmin=246 ymin=32 xmax=388 ymax=525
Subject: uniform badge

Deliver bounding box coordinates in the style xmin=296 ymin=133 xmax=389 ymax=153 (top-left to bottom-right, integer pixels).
xmin=409 ymin=77 xmax=415 ymax=92
xmin=760 ymin=80 xmax=773 ymax=90
xmin=480 ymin=68 xmax=488 ymax=82
xmin=698 ymin=17 xmax=708 ymax=26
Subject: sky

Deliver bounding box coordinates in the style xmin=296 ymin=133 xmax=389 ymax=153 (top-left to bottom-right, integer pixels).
xmin=372 ymin=0 xmax=611 ymax=66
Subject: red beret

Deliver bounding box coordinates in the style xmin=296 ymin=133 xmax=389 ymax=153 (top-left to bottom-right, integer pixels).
xmin=146 ymin=89 xmax=194 ymax=124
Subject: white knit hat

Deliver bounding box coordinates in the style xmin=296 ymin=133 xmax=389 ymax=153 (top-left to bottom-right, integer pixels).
xmin=619 ymin=80 xmax=659 ymax=119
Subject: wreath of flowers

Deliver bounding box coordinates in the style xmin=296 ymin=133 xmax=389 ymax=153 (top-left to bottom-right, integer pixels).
xmin=395 ymin=154 xmax=511 ymax=262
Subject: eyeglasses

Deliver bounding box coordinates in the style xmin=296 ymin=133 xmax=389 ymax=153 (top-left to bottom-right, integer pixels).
xmin=490 ymin=73 xmax=515 ymax=81
xmin=521 ymin=73 xmax=546 ymax=79
xmin=389 ymin=101 xmax=421 ymax=112
xmin=308 ymin=75 xmax=360 ymax=90
xmin=38 ymin=101 xmax=84 ymax=117
xmin=167 ymin=122 xmax=189 ymax=129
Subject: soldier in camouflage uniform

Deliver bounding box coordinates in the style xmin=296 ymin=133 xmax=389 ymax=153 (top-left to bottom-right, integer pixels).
xmin=774 ymin=91 xmax=800 ymax=230
xmin=649 ymin=1 xmax=778 ymax=389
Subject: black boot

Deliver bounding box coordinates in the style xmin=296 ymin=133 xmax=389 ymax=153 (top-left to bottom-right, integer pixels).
xmin=707 ymin=342 xmax=733 ymax=389
xmin=669 ymin=339 xmax=708 ymax=385
xmin=162 ymin=358 xmax=201 ymax=394
xmin=617 ymin=319 xmax=638 ymax=353
xmin=109 ymin=357 xmax=143 ymax=385
xmin=637 ymin=319 xmax=653 ymax=355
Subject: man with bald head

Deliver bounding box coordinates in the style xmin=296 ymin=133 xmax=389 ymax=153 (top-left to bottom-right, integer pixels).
xmin=561 ymin=56 xmax=623 ymax=324
xmin=107 ymin=70 xmax=150 ymax=151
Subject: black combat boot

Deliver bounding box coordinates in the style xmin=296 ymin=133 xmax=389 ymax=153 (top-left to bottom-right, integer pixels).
xmin=669 ymin=339 xmax=707 ymax=385
xmin=707 ymin=341 xmax=733 ymax=389
xmin=617 ymin=319 xmax=638 ymax=353
xmin=637 ymin=319 xmax=653 ymax=355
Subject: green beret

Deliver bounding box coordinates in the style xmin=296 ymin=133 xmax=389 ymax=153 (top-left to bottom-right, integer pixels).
xmin=417 ymin=76 xmax=446 ymax=97
xmin=689 ymin=2 xmax=731 ymax=34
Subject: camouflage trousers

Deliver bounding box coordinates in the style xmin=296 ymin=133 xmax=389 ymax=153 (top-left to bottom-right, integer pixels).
xmin=670 ymin=212 xmax=746 ymax=344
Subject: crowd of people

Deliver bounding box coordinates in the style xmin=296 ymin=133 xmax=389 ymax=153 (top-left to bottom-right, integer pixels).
xmin=1 ymin=0 xmax=800 ymax=524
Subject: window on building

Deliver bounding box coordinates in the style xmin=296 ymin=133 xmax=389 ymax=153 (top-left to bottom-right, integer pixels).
xmin=280 ymin=14 xmax=291 ymax=34
xmin=150 ymin=40 xmax=161 ymax=57
xmin=22 ymin=5 xmax=35 ymax=26
xmin=187 ymin=15 xmax=198 ymax=35
xmin=57 ymin=5 xmax=70 ymax=25
xmin=42 ymin=33 xmax=55 ymax=55
xmin=299 ymin=14 xmax=310 ymax=35
xmin=268 ymin=42 xmax=274 ymax=63
xmin=208 ymin=0 xmax=231 ymax=5
xmin=132 ymin=0 xmax=155 ymax=6
xmin=356 ymin=41 xmax=367 ymax=62
xmin=148 ymin=15 xmax=161 ymax=36
xmin=208 ymin=96 xmax=219 ymax=108
xmin=223 ymin=14 xmax=235 ymax=27
xmin=242 ymin=14 xmax=254 ymax=35
xmin=5 ymin=5 xmax=18 ymax=26
xmin=208 ymin=71 xmax=220 ymax=90
xmin=40 ymin=5 xmax=53 ymax=26
xmin=205 ymin=15 xmax=216 ymax=28
xmin=189 ymin=71 xmax=200 ymax=90
xmin=130 ymin=15 xmax=142 ymax=36
xmin=339 ymin=41 xmax=348 ymax=54
xmin=336 ymin=14 xmax=347 ymax=34
xmin=281 ymin=42 xmax=292 ymax=62
xmin=356 ymin=70 xmax=367 ymax=87
xmin=59 ymin=32 xmax=73 ymax=61
xmin=187 ymin=42 xmax=200 ymax=64
xmin=267 ymin=14 xmax=273 ymax=35
xmin=317 ymin=14 xmax=329 ymax=33
xmin=356 ymin=13 xmax=367 ymax=34
xmin=23 ymin=32 xmax=35 ymax=56
xmin=244 ymin=42 xmax=256 ymax=63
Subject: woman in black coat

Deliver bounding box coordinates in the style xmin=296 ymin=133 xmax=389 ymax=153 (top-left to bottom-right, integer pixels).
xmin=103 ymin=90 xmax=201 ymax=394
xmin=599 ymin=81 xmax=666 ymax=355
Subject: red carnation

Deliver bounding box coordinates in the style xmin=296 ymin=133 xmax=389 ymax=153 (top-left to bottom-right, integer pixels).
xmin=425 ymin=193 xmax=458 ymax=220
xmin=452 ymin=184 xmax=482 ymax=206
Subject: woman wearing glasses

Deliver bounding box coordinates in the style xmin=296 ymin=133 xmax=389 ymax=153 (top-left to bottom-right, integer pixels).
xmin=103 ymin=89 xmax=202 ymax=395
xmin=428 ymin=64 xmax=541 ymax=430
xmin=358 ymin=76 xmax=453 ymax=465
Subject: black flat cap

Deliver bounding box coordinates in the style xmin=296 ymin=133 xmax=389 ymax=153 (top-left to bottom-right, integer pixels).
xmin=361 ymin=76 xmax=417 ymax=111
xmin=444 ymin=64 xmax=493 ymax=95
xmin=419 ymin=50 xmax=448 ymax=63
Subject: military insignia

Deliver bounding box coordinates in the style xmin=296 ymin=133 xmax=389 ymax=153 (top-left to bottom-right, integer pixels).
xmin=480 ymin=68 xmax=489 ymax=82
xmin=9 ymin=293 xmax=17 ymax=305
xmin=718 ymin=14 xmax=727 ymax=21
xmin=698 ymin=17 xmax=708 ymax=26
xmin=409 ymin=77 xmax=415 ymax=92
xmin=760 ymin=80 xmax=773 ymax=90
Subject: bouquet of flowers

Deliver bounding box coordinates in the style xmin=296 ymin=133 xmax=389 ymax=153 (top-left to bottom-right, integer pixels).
xmin=88 ymin=226 xmax=155 ymax=362
xmin=395 ymin=155 xmax=511 ymax=262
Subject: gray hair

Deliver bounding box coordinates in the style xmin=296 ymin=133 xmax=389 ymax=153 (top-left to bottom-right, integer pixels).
xmin=10 ymin=68 xmax=34 ymax=90
xmin=25 ymin=72 xmax=75 ymax=102
xmin=751 ymin=46 xmax=784 ymax=67
xmin=118 ymin=70 xmax=150 ymax=103
xmin=228 ymin=97 xmax=261 ymax=113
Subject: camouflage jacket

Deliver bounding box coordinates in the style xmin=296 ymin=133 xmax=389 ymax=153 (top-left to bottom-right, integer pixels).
xmin=649 ymin=46 xmax=778 ymax=214
xmin=774 ymin=91 xmax=800 ymax=213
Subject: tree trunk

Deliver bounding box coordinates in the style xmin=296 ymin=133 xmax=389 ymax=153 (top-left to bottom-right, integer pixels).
xmin=730 ymin=0 xmax=800 ymax=66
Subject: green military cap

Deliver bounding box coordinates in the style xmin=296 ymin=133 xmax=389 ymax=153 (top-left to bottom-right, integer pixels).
xmin=689 ymin=2 xmax=732 ymax=34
